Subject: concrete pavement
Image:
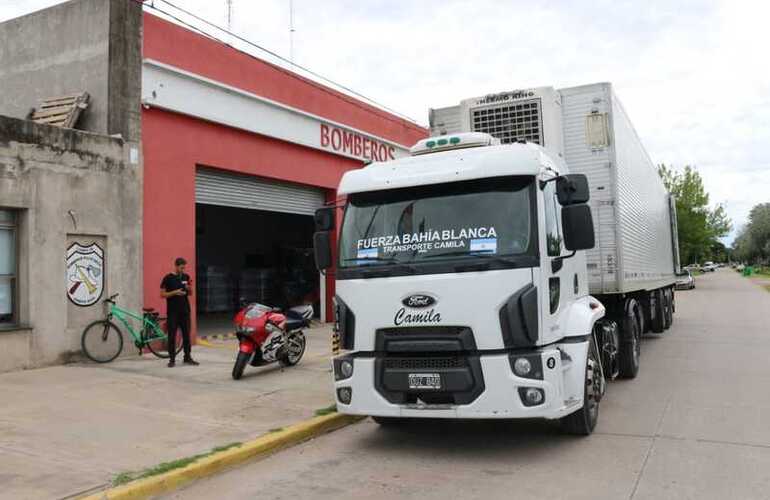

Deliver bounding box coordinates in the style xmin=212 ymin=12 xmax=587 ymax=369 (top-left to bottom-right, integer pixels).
xmin=165 ymin=269 xmax=770 ymax=500
xmin=0 ymin=325 xmax=335 ymax=500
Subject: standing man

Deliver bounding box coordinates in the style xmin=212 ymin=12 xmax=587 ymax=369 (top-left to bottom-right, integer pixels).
xmin=161 ymin=257 xmax=199 ymax=367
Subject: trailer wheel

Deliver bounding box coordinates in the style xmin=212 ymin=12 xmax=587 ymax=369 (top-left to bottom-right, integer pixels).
xmin=663 ymin=288 xmax=674 ymax=328
xmin=651 ymin=289 xmax=665 ymax=333
xmin=662 ymin=289 xmax=672 ymax=330
xmin=561 ymin=340 xmax=601 ymax=435
xmin=618 ymin=298 xmax=641 ymax=379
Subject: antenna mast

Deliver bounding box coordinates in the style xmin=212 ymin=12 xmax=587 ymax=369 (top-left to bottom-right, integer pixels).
xmin=226 ymin=0 xmax=233 ymax=30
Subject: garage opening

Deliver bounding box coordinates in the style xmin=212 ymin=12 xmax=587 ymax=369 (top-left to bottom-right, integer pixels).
xmin=195 ymin=168 xmax=325 ymax=336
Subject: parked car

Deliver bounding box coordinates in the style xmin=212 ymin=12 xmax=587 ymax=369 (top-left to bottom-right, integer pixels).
xmin=675 ymin=270 xmax=695 ymax=290
xmin=684 ymin=263 xmax=701 ymax=273
xmin=702 ymin=261 xmax=717 ymax=272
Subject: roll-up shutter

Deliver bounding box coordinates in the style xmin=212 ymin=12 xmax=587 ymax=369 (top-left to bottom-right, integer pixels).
xmin=196 ymin=168 xmax=325 ymax=216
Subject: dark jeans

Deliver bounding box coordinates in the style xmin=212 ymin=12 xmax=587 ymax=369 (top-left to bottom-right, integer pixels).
xmin=166 ymin=310 xmax=191 ymax=361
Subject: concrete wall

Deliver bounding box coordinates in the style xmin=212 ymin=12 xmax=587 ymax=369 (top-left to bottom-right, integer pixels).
xmin=0 ymin=115 xmax=142 ymax=372
xmin=0 ymin=0 xmax=141 ymax=141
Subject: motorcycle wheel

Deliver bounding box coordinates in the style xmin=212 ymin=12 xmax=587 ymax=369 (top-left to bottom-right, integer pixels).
xmin=232 ymin=351 xmax=251 ymax=380
xmin=279 ymin=331 xmax=306 ymax=367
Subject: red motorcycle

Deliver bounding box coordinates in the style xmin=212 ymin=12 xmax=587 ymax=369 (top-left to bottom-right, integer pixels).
xmin=231 ymin=303 xmax=310 ymax=380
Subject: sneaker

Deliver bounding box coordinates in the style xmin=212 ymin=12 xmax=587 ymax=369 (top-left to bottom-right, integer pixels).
xmin=183 ymin=358 xmax=199 ymax=366
xmin=168 ymin=360 xmax=175 ymax=368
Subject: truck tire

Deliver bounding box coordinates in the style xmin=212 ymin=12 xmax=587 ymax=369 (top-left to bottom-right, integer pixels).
xmin=618 ymin=298 xmax=641 ymax=379
xmin=650 ymin=289 xmax=665 ymax=333
xmin=662 ymin=289 xmax=672 ymax=330
xmin=560 ymin=341 xmax=601 ymax=435
xmin=664 ymin=288 xmax=674 ymax=328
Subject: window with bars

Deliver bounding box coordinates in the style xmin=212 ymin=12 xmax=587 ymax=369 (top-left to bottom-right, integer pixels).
xmin=0 ymin=210 xmax=18 ymax=325
xmin=471 ymin=100 xmax=543 ymax=145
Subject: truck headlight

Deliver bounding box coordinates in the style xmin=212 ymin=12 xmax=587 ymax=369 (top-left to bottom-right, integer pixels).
xmin=333 ymin=356 xmax=354 ymax=380
xmin=508 ymin=354 xmax=543 ymax=380
xmin=513 ymin=357 xmax=532 ymax=376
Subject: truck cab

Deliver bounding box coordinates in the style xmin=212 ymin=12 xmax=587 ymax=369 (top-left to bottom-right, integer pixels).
xmin=314 ymin=132 xmax=612 ymax=434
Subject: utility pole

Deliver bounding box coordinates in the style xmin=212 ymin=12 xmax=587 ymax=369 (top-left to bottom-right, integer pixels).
xmin=226 ymin=0 xmax=233 ymax=30
xmin=289 ymin=0 xmax=295 ymax=63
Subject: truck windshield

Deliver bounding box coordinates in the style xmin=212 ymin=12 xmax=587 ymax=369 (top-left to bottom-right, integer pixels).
xmin=338 ymin=176 xmax=535 ymax=275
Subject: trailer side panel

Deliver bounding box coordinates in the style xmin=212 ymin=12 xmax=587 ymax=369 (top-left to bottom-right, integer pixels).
xmin=561 ymin=84 xmax=620 ymax=293
xmin=610 ymin=91 xmax=676 ymax=291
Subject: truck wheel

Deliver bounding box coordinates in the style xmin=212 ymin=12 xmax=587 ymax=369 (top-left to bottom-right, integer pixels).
xmin=560 ymin=341 xmax=601 ymax=435
xmin=662 ymin=289 xmax=672 ymax=330
xmin=664 ymin=289 xmax=674 ymax=327
xmin=651 ymin=289 xmax=665 ymax=333
xmin=618 ymin=299 xmax=641 ymax=379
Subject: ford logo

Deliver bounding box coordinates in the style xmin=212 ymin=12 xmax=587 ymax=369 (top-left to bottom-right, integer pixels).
xmin=402 ymin=294 xmax=436 ymax=308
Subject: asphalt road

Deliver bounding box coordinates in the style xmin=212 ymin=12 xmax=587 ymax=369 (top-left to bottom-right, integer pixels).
xmin=167 ymin=270 xmax=770 ymax=500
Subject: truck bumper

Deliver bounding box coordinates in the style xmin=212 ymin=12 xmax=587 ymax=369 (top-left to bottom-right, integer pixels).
xmin=332 ymin=341 xmax=589 ymax=420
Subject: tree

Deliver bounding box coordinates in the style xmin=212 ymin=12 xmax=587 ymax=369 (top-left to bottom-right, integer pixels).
xmin=734 ymin=203 xmax=770 ymax=264
xmin=658 ymin=164 xmax=732 ymax=264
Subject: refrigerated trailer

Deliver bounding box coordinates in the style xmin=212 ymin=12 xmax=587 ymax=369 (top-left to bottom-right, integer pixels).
xmin=431 ymin=83 xmax=680 ymax=342
xmin=313 ymin=82 xmax=680 ymax=434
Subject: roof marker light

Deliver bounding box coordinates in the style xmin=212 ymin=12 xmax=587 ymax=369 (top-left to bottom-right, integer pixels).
xmin=409 ymin=132 xmax=501 ymax=156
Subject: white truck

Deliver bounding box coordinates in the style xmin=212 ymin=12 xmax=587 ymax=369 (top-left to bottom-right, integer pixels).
xmin=313 ymin=82 xmax=680 ymax=434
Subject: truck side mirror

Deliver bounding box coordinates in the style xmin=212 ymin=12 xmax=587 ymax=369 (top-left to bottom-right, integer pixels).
xmin=561 ymin=204 xmax=595 ymax=251
xmin=556 ymin=174 xmax=590 ymax=205
xmin=313 ymin=231 xmax=333 ymax=271
xmin=314 ymin=207 xmax=335 ymax=231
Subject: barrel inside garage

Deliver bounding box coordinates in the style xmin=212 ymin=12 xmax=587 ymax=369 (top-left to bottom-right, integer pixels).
xmin=194 ymin=168 xmax=326 ymax=334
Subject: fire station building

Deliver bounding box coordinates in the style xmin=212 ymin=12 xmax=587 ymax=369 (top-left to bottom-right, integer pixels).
xmin=0 ymin=0 xmax=425 ymax=370
xmin=141 ymin=13 xmax=426 ymax=334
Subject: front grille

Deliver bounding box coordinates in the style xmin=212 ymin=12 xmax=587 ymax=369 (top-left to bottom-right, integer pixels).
xmin=383 ymin=357 xmax=468 ymax=370
xmin=471 ymin=99 xmax=543 ymax=145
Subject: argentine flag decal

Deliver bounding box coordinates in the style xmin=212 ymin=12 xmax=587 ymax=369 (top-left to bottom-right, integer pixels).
xmin=470 ymin=238 xmax=497 ymax=253
xmin=357 ymin=247 xmax=378 ymax=260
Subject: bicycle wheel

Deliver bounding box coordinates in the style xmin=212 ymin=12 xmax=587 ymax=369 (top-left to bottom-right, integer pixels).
xmin=81 ymin=320 xmax=124 ymax=363
xmin=144 ymin=320 xmax=183 ymax=358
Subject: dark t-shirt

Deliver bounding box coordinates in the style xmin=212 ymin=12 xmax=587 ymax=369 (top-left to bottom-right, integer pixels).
xmin=161 ymin=273 xmax=191 ymax=315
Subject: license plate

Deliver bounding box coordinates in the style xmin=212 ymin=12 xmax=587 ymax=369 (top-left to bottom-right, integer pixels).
xmin=408 ymin=373 xmax=441 ymax=390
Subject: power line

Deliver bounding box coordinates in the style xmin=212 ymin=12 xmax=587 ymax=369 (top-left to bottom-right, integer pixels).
xmin=139 ymin=0 xmax=419 ymax=125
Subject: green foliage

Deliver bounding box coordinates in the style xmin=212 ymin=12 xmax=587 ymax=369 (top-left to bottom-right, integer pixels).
xmin=732 ymin=203 xmax=770 ymax=264
xmin=658 ymin=164 xmax=732 ymax=264
xmin=314 ymin=404 xmax=337 ymax=416
xmin=111 ymin=442 xmax=242 ymax=486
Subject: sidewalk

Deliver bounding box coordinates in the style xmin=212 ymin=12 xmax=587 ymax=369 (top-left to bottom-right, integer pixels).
xmin=0 ymin=325 xmax=335 ymax=500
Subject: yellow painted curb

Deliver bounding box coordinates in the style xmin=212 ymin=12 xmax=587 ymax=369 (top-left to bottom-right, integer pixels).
xmin=82 ymin=412 xmax=364 ymax=500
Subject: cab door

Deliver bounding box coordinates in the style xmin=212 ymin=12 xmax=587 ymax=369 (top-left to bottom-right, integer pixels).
xmin=539 ymin=179 xmax=571 ymax=344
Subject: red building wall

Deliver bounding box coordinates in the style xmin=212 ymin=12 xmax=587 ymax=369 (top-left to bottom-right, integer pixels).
xmin=141 ymin=13 xmax=426 ymax=334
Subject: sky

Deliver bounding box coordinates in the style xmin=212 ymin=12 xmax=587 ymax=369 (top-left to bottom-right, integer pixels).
xmin=1 ymin=0 xmax=768 ymax=243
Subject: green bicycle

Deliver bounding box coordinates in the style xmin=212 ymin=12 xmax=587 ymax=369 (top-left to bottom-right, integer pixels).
xmin=81 ymin=293 xmax=183 ymax=363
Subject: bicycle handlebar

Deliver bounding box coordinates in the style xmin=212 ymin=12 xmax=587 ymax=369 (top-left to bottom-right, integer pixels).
xmin=105 ymin=293 xmax=120 ymax=304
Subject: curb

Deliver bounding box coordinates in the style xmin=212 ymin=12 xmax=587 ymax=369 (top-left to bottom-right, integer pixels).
xmin=82 ymin=412 xmax=363 ymax=500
